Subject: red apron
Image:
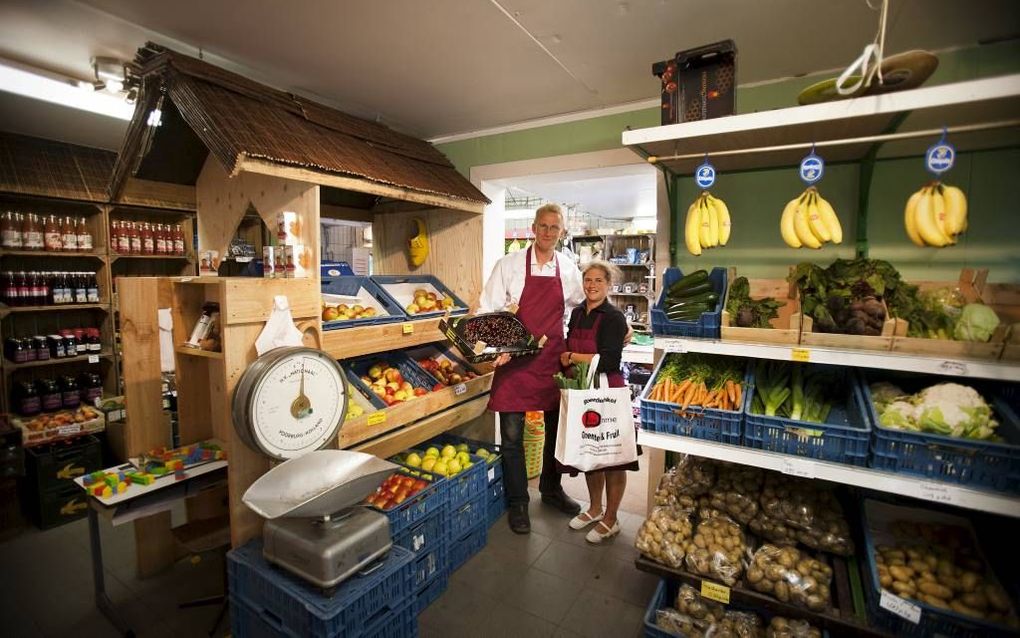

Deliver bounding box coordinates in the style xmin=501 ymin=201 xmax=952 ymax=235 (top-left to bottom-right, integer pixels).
xmin=565 ymin=311 xmax=625 ymax=389
xmin=488 ymin=247 xmax=565 ymax=412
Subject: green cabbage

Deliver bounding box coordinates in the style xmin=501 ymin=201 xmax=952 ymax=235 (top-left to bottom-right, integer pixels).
xmin=872 ymin=382 xmax=999 ymax=440
xmin=953 ymin=303 xmax=1000 ymax=342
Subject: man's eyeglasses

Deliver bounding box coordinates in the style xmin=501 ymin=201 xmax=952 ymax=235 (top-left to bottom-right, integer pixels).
xmin=535 ymin=224 xmax=562 ymax=234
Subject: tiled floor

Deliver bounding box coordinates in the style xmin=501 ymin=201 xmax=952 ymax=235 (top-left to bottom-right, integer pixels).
xmin=0 ymin=468 xmax=654 ymax=638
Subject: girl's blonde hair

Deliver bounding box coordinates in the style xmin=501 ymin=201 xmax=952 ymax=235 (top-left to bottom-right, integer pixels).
xmin=581 ymin=260 xmax=621 ymax=285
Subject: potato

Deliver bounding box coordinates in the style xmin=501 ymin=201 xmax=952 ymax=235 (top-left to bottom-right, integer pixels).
xmin=892 ymin=580 xmax=917 ymax=597
xmin=959 ymin=571 xmax=981 ymax=593
xmin=920 ymin=594 xmax=951 ymax=610
xmin=889 ymin=565 xmax=914 ymax=582
xmin=880 ymin=574 xmax=893 ymax=588
xmin=962 ymin=592 xmax=989 ymax=610
xmin=747 ymin=567 xmax=764 ymax=584
xmin=950 ymin=600 xmax=985 ymax=619
xmin=918 ymin=581 xmax=953 ymax=600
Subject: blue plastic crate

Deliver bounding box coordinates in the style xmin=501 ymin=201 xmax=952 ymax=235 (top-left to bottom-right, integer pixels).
xmin=371 ymin=275 xmax=469 ymax=319
xmin=427 ymin=432 xmax=503 ymax=486
xmin=322 ymin=276 xmax=406 ymax=329
xmin=447 ymin=491 xmax=487 ymax=540
xmin=651 ymin=267 xmax=727 ymax=338
xmin=861 ymin=499 xmax=1017 ymax=637
xmin=409 ymin=542 xmax=447 ymax=591
xmin=743 ymin=365 xmax=871 ymax=466
xmin=404 ymin=343 xmax=483 ymax=389
xmin=345 ymin=352 xmax=442 ymax=404
xmin=448 ymin=521 xmax=487 ymax=573
xmin=414 ymin=568 xmax=449 ymax=615
xmin=227 ymin=541 xmax=414 ymax=638
xmin=421 ymin=449 xmax=488 ymax=510
xmin=364 ymin=466 xmax=447 ymax=539
xmin=321 ymin=261 xmax=355 ymax=277
xmin=861 ymin=371 xmax=1020 ymax=494
xmin=392 ymin=505 xmax=445 ymax=559
xmin=231 ymin=595 xmax=416 ymax=638
xmin=344 ymin=367 xmax=387 ymax=410
xmin=638 ymin=356 xmax=745 ymax=444
xmin=486 ymin=477 xmax=507 ymax=527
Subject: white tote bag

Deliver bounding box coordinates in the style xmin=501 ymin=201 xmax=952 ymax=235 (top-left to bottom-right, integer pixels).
xmin=555 ymin=355 xmax=638 ymax=472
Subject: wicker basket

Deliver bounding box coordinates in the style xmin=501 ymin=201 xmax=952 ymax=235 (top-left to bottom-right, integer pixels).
xmin=523 ymin=412 xmax=545 ymax=479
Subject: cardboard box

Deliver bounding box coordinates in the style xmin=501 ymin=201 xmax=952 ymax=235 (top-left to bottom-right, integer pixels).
xmin=262 ymin=246 xmax=277 ymax=278
xmin=198 ymin=250 xmax=220 ymax=276
xmin=276 ymin=211 xmax=302 ymax=246
xmin=282 ymin=244 xmax=310 ymax=278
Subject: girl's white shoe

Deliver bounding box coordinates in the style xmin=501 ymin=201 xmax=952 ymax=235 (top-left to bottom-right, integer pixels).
xmin=585 ymin=520 xmax=621 ymax=543
xmin=568 ymin=510 xmax=604 ymax=530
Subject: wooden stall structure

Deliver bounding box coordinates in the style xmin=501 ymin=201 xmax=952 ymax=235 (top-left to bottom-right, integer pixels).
xmin=109 ymin=43 xmax=491 ymax=569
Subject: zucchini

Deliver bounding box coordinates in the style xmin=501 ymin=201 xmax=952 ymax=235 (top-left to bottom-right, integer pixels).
xmin=667 ymin=270 xmax=709 ymax=296
xmin=667 ymin=306 xmax=709 ymax=320
xmin=667 ymin=292 xmax=718 ymax=311
xmin=668 ymin=281 xmax=713 ymax=299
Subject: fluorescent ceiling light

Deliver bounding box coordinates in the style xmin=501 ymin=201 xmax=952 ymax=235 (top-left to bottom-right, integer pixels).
xmin=0 ymin=61 xmax=133 ymax=121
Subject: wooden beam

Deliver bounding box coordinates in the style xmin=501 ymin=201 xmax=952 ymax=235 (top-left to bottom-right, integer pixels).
xmin=221 ymin=278 xmax=320 ymax=325
xmin=120 ymin=178 xmax=197 ymax=211
xmin=321 ymin=203 xmax=374 ymax=223
xmin=238 ymin=158 xmax=485 ymax=215
xmin=321 ymin=318 xmax=445 ymax=360
xmin=351 ymin=395 xmax=489 ymax=459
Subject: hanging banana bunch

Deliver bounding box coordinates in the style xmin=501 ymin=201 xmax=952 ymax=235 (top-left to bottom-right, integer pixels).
xmin=780 ymin=186 xmax=842 ymax=249
xmin=904 ymin=181 xmax=968 ymax=247
xmin=684 ymin=191 xmax=731 ymax=256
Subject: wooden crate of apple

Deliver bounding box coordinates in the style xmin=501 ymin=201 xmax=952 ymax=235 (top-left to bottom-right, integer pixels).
xmin=363 ymin=473 xmax=430 ymax=510
xmin=406 ymin=288 xmax=455 ymax=315
xmin=400 ymin=443 xmax=492 ymax=478
xmin=322 ymin=300 xmax=378 ymax=322
xmin=416 ymin=355 xmax=478 ymax=386
xmin=360 ymin=361 xmax=431 ymax=407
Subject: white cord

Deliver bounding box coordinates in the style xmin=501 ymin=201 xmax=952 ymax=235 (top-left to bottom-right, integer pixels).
xmin=836 ymin=0 xmax=890 ymax=96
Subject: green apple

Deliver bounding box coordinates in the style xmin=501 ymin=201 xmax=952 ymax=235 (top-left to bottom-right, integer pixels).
xmin=455 ymin=443 xmax=469 ymax=453
xmin=421 ymin=457 xmax=437 ymax=471
xmin=475 ymin=448 xmax=489 ymax=459
xmin=463 ymin=461 xmax=473 ymax=470
xmin=440 ymin=445 xmax=457 ymax=459
xmin=455 ymin=451 xmax=470 ymax=466
xmin=447 ymin=459 xmax=462 ymax=475
xmin=432 ymin=460 xmax=449 ymax=476
xmin=405 ymin=453 xmax=422 ymax=468
xmin=424 ymin=447 xmax=440 ymax=458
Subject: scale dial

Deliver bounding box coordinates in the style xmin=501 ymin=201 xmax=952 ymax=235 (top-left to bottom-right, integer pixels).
xmin=232 ymin=347 xmax=348 ymax=460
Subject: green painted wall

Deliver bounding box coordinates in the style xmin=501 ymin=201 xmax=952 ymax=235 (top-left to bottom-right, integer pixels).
xmin=437 ymin=40 xmax=1020 ymax=282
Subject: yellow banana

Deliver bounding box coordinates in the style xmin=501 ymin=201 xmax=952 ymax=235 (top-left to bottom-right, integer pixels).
xmin=685 ymin=198 xmax=703 ymax=256
xmin=408 ymin=217 xmax=429 ymax=266
xmin=815 ymin=192 xmax=842 ymax=244
xmin=915 ymin=186 xmax=952 ymax=247
xmin=806 ymin=190 xmax=831 ymax=243
xmin=794 ymin=194 xmax=822 ymax=249
xmin=780 ymin=196 xmax=803 ymax=248
xmin=941 ymin=183 xmax=968 ymax=236
xmin=711 ymin=194 xmax=732 ymax=245
xmin=698 ymin=196 xmax=713 ymax=248
xmin=903 ymin=187 xmax=926 ymax=247
xmin=705 ymin=194 xmax=720 ymax=247
xmin=931 ymin=185 xmax=953 ymax=242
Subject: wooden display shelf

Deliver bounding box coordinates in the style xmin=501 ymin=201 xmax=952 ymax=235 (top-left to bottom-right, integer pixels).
xmin=174 ymin=345 xmax=223 ymax=359
xmin=1 ymin=303 xmax=109 ymax=314
xmin=322 ymin=317 xmax=445 ymax=360
xmin=0 ymin=249 xmax=106 ymax=258
xmin=634 ymin=556 xmax=886 ymax=637
xmin=111 ymin=253 xmax=194 ymax=261
xmin=339 ymin=372 xmax=492 ymax=449
xmin=351 ymin=394 xmax=490 ymax=459
xmin=3 ymin=350 xmax=112 ymax=371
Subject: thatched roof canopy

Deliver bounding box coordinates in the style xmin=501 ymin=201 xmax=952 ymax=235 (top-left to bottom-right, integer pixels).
xmin=0 ymin=131 xmax=115 ymax=203
xmin=110 ymin=43 xmax=488 ymax=213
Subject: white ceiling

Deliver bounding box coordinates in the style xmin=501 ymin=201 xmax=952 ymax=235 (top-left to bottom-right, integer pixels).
xmin=0 ymin=0 xmax=1017 ymax=152
xmin=496 ymin=164 xmax=657 ymax=220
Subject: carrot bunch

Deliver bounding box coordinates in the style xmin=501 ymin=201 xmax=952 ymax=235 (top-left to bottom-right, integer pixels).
xmin=645 ymin=353 xmax=744 ymax=414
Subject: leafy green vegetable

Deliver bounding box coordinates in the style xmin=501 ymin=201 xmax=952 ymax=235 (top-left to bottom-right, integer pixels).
xmin=553 ymin=361 xmax=591 ymax=390
xmin=725 ymin=276 xmax=784 ymax=329
xmin=953 ymin=303 xmax=1000 ymax=343
xmin=789 ymin=258 xmax=905 ymax=335
xmin=751 ymin=360 xmax=836 ymax=423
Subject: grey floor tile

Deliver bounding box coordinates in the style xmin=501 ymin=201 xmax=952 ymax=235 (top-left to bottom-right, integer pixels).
xmin=551 ymin=627 xmax=585 ymax=638
xmin=487 ymin=525 xmax=554 ymax=567
xmin=418 ymin=577 xmax=498 ymax=634
xmin=483 ymin=603 xmax=557 ymax=638
xmin=561 ymin=588 xmax=647 ymax=638
xmin=532 ymin=538 xmax=603 ymax=585
xmin=587 ymin=555 xmax=659 ymax=608
xmin=450 ymin=545 xmax=528 ymax=598
xmin=501 ymin=567 xmax=583 ymax=624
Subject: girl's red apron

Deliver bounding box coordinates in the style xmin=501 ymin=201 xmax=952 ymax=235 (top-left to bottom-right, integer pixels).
xmin=488 ymin=247 xmax=565 ymax=412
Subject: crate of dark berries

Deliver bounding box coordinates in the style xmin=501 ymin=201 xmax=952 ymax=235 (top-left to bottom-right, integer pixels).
xmin=440 ymin=311 xmax=544 ymax=363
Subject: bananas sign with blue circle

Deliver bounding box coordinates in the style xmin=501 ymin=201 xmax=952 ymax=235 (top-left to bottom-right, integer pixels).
xmin=695 ymin=161 xmax=716 ymax=189
xmin=799 ymin=153 xmax=824 ymax=185
xmin=925 ymin=140 xmax=955 ymax=176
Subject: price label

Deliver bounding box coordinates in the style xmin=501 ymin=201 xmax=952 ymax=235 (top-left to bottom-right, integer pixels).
xmin=700 ymin=580 xmax=730 ymax=604
xmin=917 ymin=481 xmax=957 ymax=506
xmin=938 ymin=360 xmax=968 ymax=376
xmin=790 ymin=348 xmax=810 ymax=362
xmin=454 ymin=383 xmax=467 ymax=396
xmin=402 ymin=323 xmax=414 ymax=335
xmin=663 ymin=340 xmax=685 ymax=354
xmin=487 ymin=467 xmax=496 ymax=482
xmin=799 ymin=152 xmax=824 ymax=185
xmin=880 ymin=589 xmax=922 ymax=624
xmin=695 ymin=160 xmax=716 ymax=190
xmin=57 ymin=424 xmax=81 ymax=437
xmin=413 ymin=534 xmax=425 ymax=551
xmin=780 ymin=457 xmax=816 ymax=479
xmin=88 ymin=354 xmax=99 ymax=364
xmin=367 ymin=412 xmax=386 ymax=426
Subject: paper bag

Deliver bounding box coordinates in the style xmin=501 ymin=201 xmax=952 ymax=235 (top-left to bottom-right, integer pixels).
xmin=255 ymin=295 xmax=304 ymax=355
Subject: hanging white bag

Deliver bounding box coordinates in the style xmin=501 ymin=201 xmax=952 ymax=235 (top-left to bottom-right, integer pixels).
xmin=554 ymin=354 xmax=637 ymax=472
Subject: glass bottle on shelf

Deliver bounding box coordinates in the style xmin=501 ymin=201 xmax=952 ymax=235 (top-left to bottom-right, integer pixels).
xmin=44 ymin=215 xmax=62 ymax=251
xmin=0 ymin=211 xmax=19 ymax=249
xmin=39 ymin=270 xmax=50 ymax=305
xmin=174 ymin=223 xmax=185 ymax=256
xmin=2 ymin=271 xmax=16 ymax=306
xmin=141 ymin=222 xmax=154 ymax=255
xmin=73 ymin=271 xmax=88 ymax=303
xmin=87 ymin=328 xmax=102 ymax=353
xmin=76 ymin=217 xmax=93 ymax=251
xmin=22 ymin=213 xmax=43 ymax=251
xmin=117 ymin=221 xmax=131 ymax=254
xmin=61 ymin=216 xmax=77 ymax=251
xmin=15 ymin=271 xmax=29 ymax=306
xmin=60 ymin=375 xmax=80 ymax=409
xmin=129 ymin=222 xmax=141 ymax=255
xmin=155 ymin=223 xmax=167 ymax=255
xmin=86 ymin=272 xmax=99 ymax=303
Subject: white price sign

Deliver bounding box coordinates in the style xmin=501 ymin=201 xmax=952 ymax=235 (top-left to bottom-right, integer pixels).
xmin=487 ymin=467 xmax=496 ymax=482
xmin=780 ymin=457 xmax=816 ymax=479
xmin=454 ymin=383 xmax=467 ymax=396
xmin=938 ymin=360 xmax=968 ymax=376
xmin=880 ymin=589 xmax=921 ymax=624
xmin=413 ymin=533 xmax=424 ymax=551
xmin=88 ymin=354 xmax=99 ymax=364
xmin=917 ymin=481 xmax=957 ymax=506
xmin=57 ymin=424 xmax=81 ymax=437
xmin=662 ymin=340 xmax=685 ymax=354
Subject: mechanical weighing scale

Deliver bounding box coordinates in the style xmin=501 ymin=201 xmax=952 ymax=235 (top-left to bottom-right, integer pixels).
xmin=232 ymin=346 xmax=399 ymax=590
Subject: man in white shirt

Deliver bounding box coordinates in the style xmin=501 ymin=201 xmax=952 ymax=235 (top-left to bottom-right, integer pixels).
xmin=480 ymin=204 xmax=584 ymax=534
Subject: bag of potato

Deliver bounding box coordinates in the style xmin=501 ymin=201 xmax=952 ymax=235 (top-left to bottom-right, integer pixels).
xmin=760 ymin=475 xmax=853 ymax=556
xmin=675 ymin=583 xmax=726 ymax=625
xmin=635 ymin=504 xmax=694 ymax=568
xmin=709 ymin=463 xmax=763 ymax=524
xmin=746 ymin=544 xmax=833 ymax=612
xmin=748 ymin=510 xmax=799 ymax=547
xmin=669 ymin=454 xmax=718 ymax=497
xmin=654 ymin=466 xmax=699 ymax=509
xmin=655 ymin=607 xmax=708 ymax=638
xmin=712 ymin=610 xmax=765 ymax=638
xmin=684 ymin=515 xmax=748 ymax=586
xmin=766 ymin=617 xmax=822 ymax=638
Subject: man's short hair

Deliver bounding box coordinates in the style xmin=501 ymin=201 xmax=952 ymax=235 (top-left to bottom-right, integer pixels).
xmin=534 ymin=203 xmax=565 ymax=225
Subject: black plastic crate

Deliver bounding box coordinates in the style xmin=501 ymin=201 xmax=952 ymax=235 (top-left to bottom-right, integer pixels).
xmin=27 ymin=481 xmax=88 ymax=529
xmin=25 ymin=434 xmax=102 ymax=494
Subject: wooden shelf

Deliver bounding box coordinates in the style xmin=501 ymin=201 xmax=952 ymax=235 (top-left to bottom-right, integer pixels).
xmin=638 ymin=429 xmax=1020 ymax=517
xmin=322 ymin=317 xmax=446 ymax=360
xmin=174 ymin=345 xmax=223 ymax=359
xmin=634 ymin=556 xmax=887 ymax=637
xmin=623 ymin=75 xmax=1020 ymax=174
xmin=0 ymin=249 xmax=106 ymax=258
xmin=350 ymin=394 xmax=490 ymax=459
xmin=3 ymin=350 xmax=113 ymax=372
xmin=1 ymin=303 xmax=109 ymax=315
xmin=111 ymin=253 xmax=193 ymax=261
xmin=339 ymin=372 xmax=492 ymax=449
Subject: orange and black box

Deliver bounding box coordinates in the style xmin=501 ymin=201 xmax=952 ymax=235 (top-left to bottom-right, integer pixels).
xmin=653 ymin=40 xmax=737 ymax=125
